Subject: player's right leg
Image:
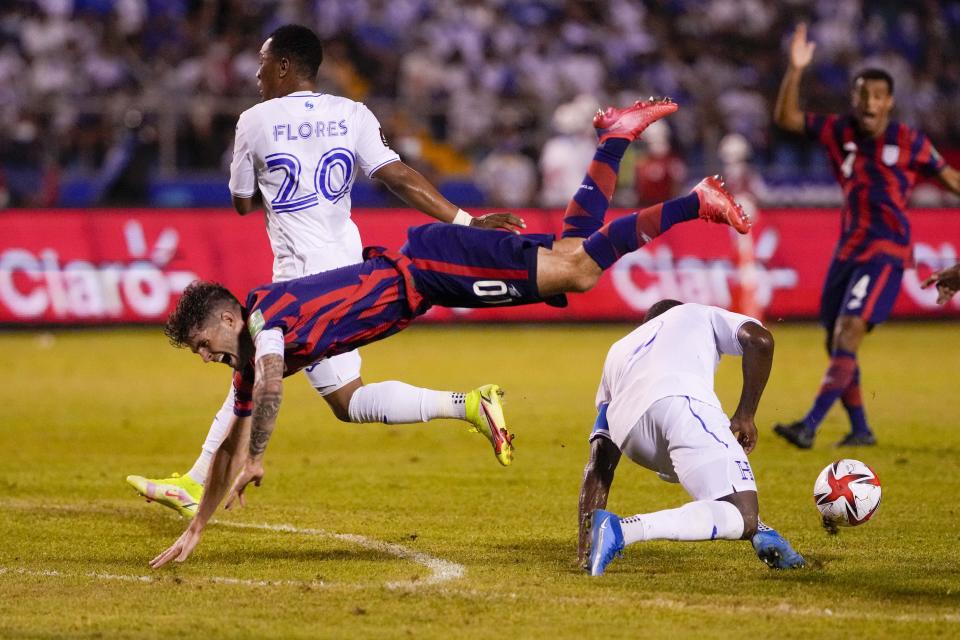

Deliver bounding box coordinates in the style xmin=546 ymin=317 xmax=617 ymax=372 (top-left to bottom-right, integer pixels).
xmin=309 ymin=352 xmax=514 ymax=466
xmin=556 ymin=97 xmax=679 ymax=253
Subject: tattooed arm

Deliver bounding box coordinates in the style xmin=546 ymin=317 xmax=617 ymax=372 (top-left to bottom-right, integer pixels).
xmin=150 ymin=414 xmax=252 ymax=568
xmin=224 ymin=353 xmax=284 ymax=509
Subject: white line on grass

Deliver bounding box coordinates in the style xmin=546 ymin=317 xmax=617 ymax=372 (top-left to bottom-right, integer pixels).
xmin=215 ymin=520 xmax=464 ymax=588
xmin=0 ymin=501 xmax=465 ymax=590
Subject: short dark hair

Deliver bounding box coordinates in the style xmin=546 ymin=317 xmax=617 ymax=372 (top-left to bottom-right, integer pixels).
xmin=164 ymin=281 xmax=240 ymax=348
xmin=643 ymin=299 xmax=683 ymax=323
xmin=853 ymin=68 xmax=894 ymax=95
xmin=267 ymin=24 xmax=323 ymax=78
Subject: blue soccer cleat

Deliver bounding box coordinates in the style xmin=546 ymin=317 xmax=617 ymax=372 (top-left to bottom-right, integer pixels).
xmin=588 ymin=509 xmax=625 ymax=576
xmin=751 ymin=527 xmax=805 ymax=569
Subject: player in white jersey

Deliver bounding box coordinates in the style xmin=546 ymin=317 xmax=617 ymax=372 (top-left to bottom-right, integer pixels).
xmin=127 ymin=25 xmax=524 ymax=516
xmin=577 ymin=300 xmax=805 ymax=575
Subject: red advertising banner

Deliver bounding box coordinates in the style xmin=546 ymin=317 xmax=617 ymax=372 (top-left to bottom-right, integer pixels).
xmin=2 ymin=208 xmax=959 ymax=325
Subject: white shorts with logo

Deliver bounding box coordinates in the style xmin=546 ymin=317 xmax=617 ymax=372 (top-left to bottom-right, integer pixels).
xmin=615 ymin=395 xmax=757 ymax=501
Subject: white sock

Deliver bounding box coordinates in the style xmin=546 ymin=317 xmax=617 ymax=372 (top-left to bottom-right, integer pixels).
xmin=347 ymin=381 xmax=466 ymax=424
xmin=620 ymin=500 xmax=745 ymax=544
xmin=186 ymin=386 xmax=236 ymax=486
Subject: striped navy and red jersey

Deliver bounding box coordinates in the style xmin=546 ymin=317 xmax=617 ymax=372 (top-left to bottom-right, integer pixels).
xmin=805 ymin=113 xmax=946 ymax=266
xmin=231 ymin=248 xmax=424 ymax=416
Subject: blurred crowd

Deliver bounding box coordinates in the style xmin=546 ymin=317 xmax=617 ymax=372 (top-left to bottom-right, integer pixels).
xmin=1 ymin=0 xmax=959 ymax=208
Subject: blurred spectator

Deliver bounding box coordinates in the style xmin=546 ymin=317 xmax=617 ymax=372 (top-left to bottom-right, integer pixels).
xmin=539 ymin=94 xmax=598 ymax=208
xmin=1 ymin=0 xmax=959 ymax=207
xmin=634 ymin=120 xmax=687 ymax=207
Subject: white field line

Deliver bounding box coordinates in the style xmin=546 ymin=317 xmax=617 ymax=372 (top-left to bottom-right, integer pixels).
xmin=215 ymin=520 xmax=464 ymax=588
xmin=0 ymin=501 xmax=464 ymax=590
xmin=0 ymin=566 xmax=327 ymax=589
xmin=2 ymin=502 xmax=958 ymax=624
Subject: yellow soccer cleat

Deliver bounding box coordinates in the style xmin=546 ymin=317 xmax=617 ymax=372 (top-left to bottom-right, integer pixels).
xmin=465 ymin=384 xmax=514 ymax=466
xmin=126 ymin=472 xmax=203 ymax=518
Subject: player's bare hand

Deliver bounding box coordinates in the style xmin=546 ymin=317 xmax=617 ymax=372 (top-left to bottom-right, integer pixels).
xmin=789 ymin=23 xmax=816 ymax=70
xmin=150 ymin=524 xmax=203 ymax=569
xmin=225 ymin=458 xmax=265 ymax=509
xmin=470 ymin=212 xmax=526 ymax=233
xmin=921 ymin=264 xmax=960 ymax=304
xmin=730 ymin=416 xmax=758 ymax=454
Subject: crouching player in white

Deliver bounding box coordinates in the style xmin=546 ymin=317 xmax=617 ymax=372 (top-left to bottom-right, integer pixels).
xmin=577 ymin=300 xmax=804 ymax=575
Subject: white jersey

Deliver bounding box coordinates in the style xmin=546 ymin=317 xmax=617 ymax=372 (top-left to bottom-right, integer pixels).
xmin=596 ymin=304 xmax=760 ymax=440
xmin=228 ymin=91 xmax=400 ymax=282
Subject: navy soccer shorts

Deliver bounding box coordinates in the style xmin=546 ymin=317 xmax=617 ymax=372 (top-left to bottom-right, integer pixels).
xmin=819 ymin=259 xmax=903 ymax=330
xmin=398 ymin=223 xmax=567 ymax=309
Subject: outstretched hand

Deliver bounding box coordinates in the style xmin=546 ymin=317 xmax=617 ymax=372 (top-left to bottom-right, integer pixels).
xmin=470 ymin=212 xmax=526 ymax=233
xmin=921 ymin=263 xmax=960 ymax=305
xmin=789 ymin=23 xmax=816 ymax=70
xmin=150 ymin=524 xmax=203 ymax=568
xmin=730 ymin=415 xmax=758 ymax=454
xmin=225 ymin=457 xmax=265 ymax=510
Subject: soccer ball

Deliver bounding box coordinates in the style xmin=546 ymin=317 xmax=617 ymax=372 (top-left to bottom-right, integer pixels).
xmin=813 ymin=459 xmax=881 ymax=528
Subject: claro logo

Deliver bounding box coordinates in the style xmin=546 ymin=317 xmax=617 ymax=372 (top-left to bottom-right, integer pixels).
xmin=610 ymin=228 xmax=798 ymax=310
xmin=0 ymin=220 xmax=197 ymax=320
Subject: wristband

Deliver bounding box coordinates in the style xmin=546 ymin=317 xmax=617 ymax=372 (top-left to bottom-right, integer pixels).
xmin=452 ymin=209 xmax=473 ymax=226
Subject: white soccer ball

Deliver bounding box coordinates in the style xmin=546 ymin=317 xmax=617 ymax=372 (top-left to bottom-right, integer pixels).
xmin=813 ymin=459 xmax=882 ymax=527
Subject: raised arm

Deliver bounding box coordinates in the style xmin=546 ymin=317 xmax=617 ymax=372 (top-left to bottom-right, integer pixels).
xmin=372 ymin=160 xmax=525 ymax=232
xmin=150 ymin=414 xmax=251 ymax=568
xmin=730 ymin=322 xmax=775 ymax=454
xmin=773 ymin=23 xmax=816 ymax=134
xmin=576 ymin=434 xmax=621 ymax=567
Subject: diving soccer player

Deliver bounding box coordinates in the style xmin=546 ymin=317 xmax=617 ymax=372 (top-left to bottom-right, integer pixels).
xmin=149 ymin=97 xmax=752 ymax=568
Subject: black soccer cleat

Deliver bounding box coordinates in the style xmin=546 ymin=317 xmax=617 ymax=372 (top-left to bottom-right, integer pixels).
xmin=835 ymin=431 xmax=877 ymax=447
xmin=773 ymin=421 xmax=814 ymax=449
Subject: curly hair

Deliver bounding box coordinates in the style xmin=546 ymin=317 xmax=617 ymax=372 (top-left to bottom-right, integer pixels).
xmin=164 ymin=281 xmax=241 ymax=348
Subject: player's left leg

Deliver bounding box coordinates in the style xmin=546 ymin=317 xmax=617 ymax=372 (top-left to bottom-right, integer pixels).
xmin=307 ymin=352 xmax=513 ymax=466
xmin=539 ymin=176 xmax=750 ymax=298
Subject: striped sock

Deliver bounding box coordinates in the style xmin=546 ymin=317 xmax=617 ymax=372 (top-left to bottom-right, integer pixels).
xmin=561 ymin=138 xmax=630 ymax=238
xmin=581 ymin=193 xmax=701 ymax=270
xmin=841 ymin=367 xmax=872 ymax=435
xmin=803 ymin=349 xmax=857 ymax=432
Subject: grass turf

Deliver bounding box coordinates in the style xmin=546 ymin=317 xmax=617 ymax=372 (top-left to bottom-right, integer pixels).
xmin=2 ymin=323 xmax=958 ymax=639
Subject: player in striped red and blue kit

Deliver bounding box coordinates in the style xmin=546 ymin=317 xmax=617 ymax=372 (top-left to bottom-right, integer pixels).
xmin=772 ymin=23 xmax=960 ymax=449
xmin=151 ymin=99 xmax=753 ymax=568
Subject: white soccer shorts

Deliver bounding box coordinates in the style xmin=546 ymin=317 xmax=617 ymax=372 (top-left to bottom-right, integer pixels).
xmin=304 ymin=350 xmax=363 ymax=396
xmin=617 ymin=395 xmax=757 ymax=501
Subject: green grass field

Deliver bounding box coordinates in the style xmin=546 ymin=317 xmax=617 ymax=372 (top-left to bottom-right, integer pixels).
xmin=2 ymin=323 xmax=959 ymax=639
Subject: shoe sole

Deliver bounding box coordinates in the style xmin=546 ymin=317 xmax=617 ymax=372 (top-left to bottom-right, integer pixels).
xmin=697 ymin=177 xmax=751 ymax=234
xmin=594 ymin=100 xmax=678 ymax=139
xmin=473 ymin=386 xmax=513 ymax=466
